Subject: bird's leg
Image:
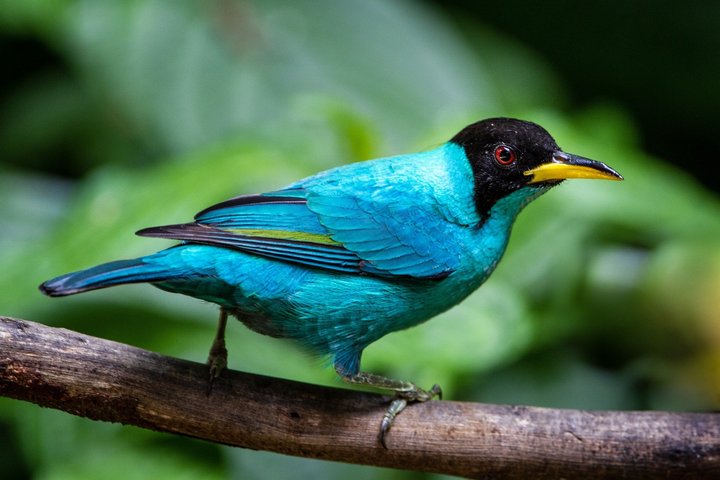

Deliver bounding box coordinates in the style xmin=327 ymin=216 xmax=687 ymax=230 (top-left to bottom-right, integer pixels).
xmin=336 ymin=368 xmax=442 ymax=448
xmin=206 ymin=308 xmax=229 ymax=394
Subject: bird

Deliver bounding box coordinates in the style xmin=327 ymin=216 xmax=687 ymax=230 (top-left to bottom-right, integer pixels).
xmin=40 ymin=118 xmax=622 ymax=446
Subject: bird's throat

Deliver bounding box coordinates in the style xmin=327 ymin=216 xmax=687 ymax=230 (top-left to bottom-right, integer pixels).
xmin=477 ymin=185 xmax=551 ymax=227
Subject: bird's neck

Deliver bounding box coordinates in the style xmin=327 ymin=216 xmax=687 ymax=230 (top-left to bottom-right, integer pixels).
xmin=469 ymin=186 xmax=551 ymax=278
xmin=485 ymin=186 xmax=550 ymax=226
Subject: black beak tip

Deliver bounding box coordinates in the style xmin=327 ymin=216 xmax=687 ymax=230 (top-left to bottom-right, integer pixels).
xmin=555 ymin=151 xmax=624 ymax=181
xmin=604 ymin=165 xmax=624 ymax=181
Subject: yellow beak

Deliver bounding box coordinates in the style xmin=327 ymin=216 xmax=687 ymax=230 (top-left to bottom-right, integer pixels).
xmin=524 ymin=152 xmax=623 ymax=184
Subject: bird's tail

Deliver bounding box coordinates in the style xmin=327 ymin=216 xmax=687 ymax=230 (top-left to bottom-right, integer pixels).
xmin=39 ymin=256 xmax=176 ymax=297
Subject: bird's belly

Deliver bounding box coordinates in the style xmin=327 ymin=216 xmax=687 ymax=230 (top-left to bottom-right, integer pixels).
xmin=155 ymin=245 xmax=496 ymax=360
xmin=235 ymin=263 xmax=486 ymax=356
xmin=154 ymin=245 xmax=491 ymax=357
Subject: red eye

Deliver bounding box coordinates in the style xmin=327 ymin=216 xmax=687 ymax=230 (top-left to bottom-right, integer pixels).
xmin=494 ymin=145 xmax=516 ymax=165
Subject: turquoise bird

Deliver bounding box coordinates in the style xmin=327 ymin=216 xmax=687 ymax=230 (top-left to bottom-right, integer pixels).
xmin=40 ymin=118 xmax=622 ymax=445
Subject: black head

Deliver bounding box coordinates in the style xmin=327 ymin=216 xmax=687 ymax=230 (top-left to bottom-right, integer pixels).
xmin=450 ymin=117 xmax=622 ymax=218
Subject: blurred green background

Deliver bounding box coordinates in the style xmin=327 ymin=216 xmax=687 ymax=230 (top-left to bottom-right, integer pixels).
xmin=1 ymin=1 xmax=719 ymax=479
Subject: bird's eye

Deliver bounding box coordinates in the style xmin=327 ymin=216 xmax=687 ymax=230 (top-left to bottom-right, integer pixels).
xmin=494 ymin=145 xmax=517 ymax=165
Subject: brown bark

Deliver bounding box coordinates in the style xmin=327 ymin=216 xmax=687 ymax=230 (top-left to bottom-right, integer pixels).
xmin=1 ymin=316 xmax=718 ymax=479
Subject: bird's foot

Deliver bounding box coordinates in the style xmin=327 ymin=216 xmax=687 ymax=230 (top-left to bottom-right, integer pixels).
xmin=335 ymin=367 xmax=442 ymax=448
xmin=206 ymin=308 xmax=229 ymax=395
xmin=206 ymin=339 xmax=228 ymax=394
xmin=379 ymin=383 xmax=442 ymax=448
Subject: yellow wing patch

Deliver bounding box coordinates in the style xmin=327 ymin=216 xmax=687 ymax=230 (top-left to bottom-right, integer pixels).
xmin=227 ymin=229 xmax=343 ymax=246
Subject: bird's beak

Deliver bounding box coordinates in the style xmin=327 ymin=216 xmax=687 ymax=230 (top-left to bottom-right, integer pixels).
xmin=524 ymin=151 xmax=623 ymax=184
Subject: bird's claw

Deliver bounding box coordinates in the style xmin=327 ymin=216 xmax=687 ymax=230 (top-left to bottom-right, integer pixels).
xmin=379 ymin=398 xmax=407 ymax=448
xmin=419 ymin=383 xmax=442 ymax=401
xmin=378 ymin=383 xmax=442 ymax=448
xmin=206 ymin=343 xmax=227 ymax=395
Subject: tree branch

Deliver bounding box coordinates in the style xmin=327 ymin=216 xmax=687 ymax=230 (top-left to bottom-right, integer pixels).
xmin=1 ymin=316 xmax=718 ymax=479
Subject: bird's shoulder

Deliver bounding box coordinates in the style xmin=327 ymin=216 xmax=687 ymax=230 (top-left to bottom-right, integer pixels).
xmin=292 ymin=142 xmax=480 ymax=225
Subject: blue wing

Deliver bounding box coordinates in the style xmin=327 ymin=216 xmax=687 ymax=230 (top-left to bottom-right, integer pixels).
xmin=139 ymin=146 xmax=475 ymax=279
xmin=139 ymin=192 xmax=369 ymax=275
xmin=302 ymin=191 xmax=458 ymax=278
